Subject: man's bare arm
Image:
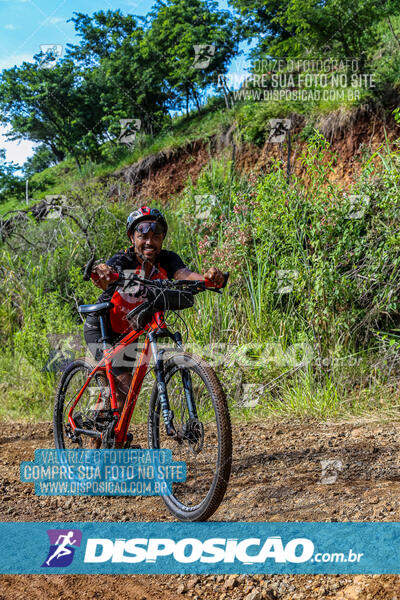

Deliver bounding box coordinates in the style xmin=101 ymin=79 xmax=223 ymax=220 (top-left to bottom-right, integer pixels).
xmin=174 ymin=266 xmax=225 ymax=287
xmin=174 ymin=267 xmax=203 ymax=281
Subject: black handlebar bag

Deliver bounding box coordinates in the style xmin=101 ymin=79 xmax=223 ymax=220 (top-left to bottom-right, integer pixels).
xmin=127 ymin=288 xmax=194 ymax=330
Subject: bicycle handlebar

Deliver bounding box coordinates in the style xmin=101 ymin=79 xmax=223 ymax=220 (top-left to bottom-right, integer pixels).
xmin=83 ymin=256 xmax=229 ymax=293
xmin=118 ymin=271 xmax=229 ymax=292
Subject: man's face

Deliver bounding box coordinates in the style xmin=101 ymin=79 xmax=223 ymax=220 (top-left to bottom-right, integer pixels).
xmin=130 ymin=220 xmax=165 ymax=263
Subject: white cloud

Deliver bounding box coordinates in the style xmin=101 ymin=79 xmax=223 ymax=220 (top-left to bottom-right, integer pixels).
xmin=0 ymin=53 xmax=34 ymax=71
xmin=0 ymin=125 xmax=37 ymax=170
xmin=47 ymin=17 xmax=64 ymax=25
xmin=4 ymin=24 xmax=17 ymax=30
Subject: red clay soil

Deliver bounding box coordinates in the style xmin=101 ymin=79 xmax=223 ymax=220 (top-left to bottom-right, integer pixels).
xmin=138 ymin=141 xmax=211 ymax=203
xmin=235 ymin=107 xmax=399 ymax=188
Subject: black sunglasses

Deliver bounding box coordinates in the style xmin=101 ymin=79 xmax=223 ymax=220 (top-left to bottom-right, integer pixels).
xmin=135 ymin=221 xmax=165 ymax=235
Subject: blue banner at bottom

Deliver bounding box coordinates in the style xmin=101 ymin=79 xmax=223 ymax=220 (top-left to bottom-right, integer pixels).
xmin=0 ymin=522 xmax=399 ymax=574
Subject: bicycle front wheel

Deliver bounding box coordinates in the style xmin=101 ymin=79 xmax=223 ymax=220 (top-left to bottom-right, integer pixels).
xmin=148 ymin=352 xmax=232 ymax=521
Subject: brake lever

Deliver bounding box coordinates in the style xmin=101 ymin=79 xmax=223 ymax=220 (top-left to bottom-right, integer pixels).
xmin=83 ymin=255 xmax=96 ymax=281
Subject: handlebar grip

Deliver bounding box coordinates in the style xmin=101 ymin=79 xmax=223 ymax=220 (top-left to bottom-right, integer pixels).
xmin=204 ymin=272 xmax=229 ymax=289
xmin=90 ymin=269 xmax=120 ymax=284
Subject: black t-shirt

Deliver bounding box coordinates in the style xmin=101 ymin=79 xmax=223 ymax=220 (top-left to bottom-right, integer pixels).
xmin=84 ymin=247 xmax=187 ymax=354
xmin=92 ymin=246 xmax=187 ymax=320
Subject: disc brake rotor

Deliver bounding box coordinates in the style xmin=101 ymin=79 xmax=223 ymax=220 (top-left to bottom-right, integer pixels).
xmin=181 ymin=418 xmax=204 ymax=454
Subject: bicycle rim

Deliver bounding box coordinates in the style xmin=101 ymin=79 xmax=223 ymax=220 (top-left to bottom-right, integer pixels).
xmin=54 ymin=359 xmax=110 ymax=450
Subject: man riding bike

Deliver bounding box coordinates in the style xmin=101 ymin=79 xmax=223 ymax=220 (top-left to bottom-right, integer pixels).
xmin=83 ymin=205 xmax=224 ymax=430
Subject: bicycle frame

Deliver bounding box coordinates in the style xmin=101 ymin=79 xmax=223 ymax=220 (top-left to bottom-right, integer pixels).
xmin=67 ymin=309 xmax=181 ymax=446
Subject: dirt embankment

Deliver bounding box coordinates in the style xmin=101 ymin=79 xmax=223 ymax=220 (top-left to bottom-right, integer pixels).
xmin=104 ymin=106 xmax=399 ymax=203
xmin=236 ymin=106 xmax=399 ymax=188
xmin=1 ymin=419 xmax=400 ymax=599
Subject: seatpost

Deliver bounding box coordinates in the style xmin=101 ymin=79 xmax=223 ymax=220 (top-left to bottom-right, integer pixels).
xmin=98 ymin=316 xmax=109 ymax=351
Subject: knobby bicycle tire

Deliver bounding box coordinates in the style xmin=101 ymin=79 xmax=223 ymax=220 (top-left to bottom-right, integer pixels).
xmin=147 ymin=352 xmax=232 ymax=522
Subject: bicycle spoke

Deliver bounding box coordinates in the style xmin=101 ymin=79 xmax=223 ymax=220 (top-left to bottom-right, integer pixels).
xmin=55 ymin=361 xmax=110 ymax=450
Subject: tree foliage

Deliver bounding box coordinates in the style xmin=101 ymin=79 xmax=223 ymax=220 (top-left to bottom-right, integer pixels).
xmin=23 ymin=145 xmax=58 ymax=177
xmin=0 ymin=58 xmax=105 ymax=167
xmin=0 ymin=0 xmax=398 ymax=175
xmin=145 ymin=0 xmax=238 ymax=113
xmin=229 ymin=0 xmax=400 ymax=60
xmin=0 ymin=149 xmax=24 ymax=203
xmin=0 ymin=2 xmax=237 ymax=170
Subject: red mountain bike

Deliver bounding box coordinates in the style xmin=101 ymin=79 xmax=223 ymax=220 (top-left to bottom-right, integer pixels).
xmin=53 ymin=260 xmax=232 ymax=521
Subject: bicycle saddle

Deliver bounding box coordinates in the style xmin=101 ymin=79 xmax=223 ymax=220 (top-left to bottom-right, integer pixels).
xmin=78 ymin=302 xmax=113 ymax=315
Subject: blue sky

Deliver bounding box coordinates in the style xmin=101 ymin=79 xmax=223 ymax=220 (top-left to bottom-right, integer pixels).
xmin=0 ymin=0 xmax=247 ymax=169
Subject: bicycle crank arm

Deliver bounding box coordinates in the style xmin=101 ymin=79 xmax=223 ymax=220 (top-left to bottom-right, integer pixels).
xmin=74 ymin=428 xmax=102 ymax=439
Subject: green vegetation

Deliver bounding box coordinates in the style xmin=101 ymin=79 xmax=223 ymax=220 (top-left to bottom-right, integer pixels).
xmin=231 ymin=0 xmax=398 ymax=59
xmin=178 ymin=129 xmax=400 ymax=420
xmin=1 ymin=128 xmax=399 ymax=422
xmin=0 ymin=1 xmax=237 ymax=179
xmin=0 ymin=149 xmax=24 ymax=205
xmin=1 ymin=0 xmax=400 ymax=422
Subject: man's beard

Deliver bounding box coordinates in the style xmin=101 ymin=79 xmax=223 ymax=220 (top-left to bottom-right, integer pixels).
xmin=134 ymin=246 xmax=161 ymax=276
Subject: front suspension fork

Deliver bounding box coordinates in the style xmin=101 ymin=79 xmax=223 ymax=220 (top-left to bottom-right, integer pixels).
xmin=149 ymin=331 xmax=197 ymax=437
xmin=180 ymin=368 xmax=198 ymax=420
xmin=174 ymin=332 xmax=198 ymax=420
xmin=149 ymin=332 xmax=175 ymax=437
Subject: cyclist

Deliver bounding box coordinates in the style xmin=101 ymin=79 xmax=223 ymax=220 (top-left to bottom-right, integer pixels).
xmin=84 ymin=205 xmax=224 ymax=422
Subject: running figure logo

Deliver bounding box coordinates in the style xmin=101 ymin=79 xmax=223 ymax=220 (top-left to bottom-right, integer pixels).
xmin=42 ymin=529 xmax=82 ymax=567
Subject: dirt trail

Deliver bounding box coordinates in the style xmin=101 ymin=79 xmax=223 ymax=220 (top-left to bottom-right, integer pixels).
xmin=1 ymin=419 xmax=400 ymax=598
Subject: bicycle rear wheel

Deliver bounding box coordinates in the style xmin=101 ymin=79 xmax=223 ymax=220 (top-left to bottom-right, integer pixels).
xmin=53 ymin=358 xmax=110 ymax=450
xmin=147 ymin=352 xmax=232 ymax=521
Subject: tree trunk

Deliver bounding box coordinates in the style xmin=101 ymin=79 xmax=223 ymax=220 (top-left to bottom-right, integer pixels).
xmin=74 ymin=154 xmax=82 ymax=171
xmin=387 ymin=16 xmax=400 ymax=50
xmin=193 ymin=87 xmax=201 ymax=112
xmin=48 ymin=142 xmax=64 ymax=162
